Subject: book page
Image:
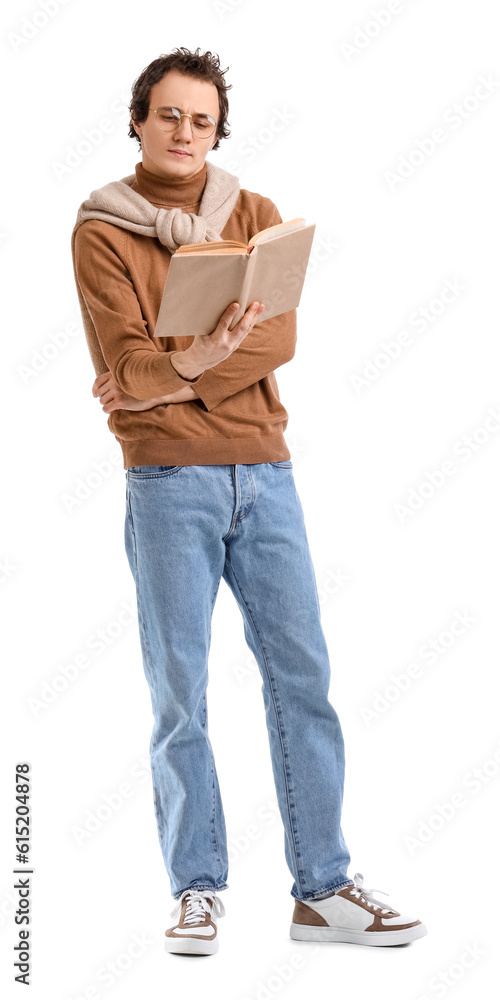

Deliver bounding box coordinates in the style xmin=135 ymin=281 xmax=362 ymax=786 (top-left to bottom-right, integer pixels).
xmin=250 ymin=218 xmax=306 ymax=247
xmin=174 ymin=247 xmax=250 ymax=256
xmin=247 ymin=224 xmax=316 ymax=322
xmin=175 ymin=239 xmax=249 ymax=254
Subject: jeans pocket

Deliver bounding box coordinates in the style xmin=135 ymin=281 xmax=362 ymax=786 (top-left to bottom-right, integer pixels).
xmin=269 ymin=460 xmax=293 ymax=469
xmin=127 ymin=465 xmax=183 ymax=478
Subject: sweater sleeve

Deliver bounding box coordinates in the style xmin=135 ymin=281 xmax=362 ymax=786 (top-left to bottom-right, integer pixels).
xmin=191 ymin=201 xmax=297 ymax=412
xmin=72 ymin=221 xmax=209 ymax=399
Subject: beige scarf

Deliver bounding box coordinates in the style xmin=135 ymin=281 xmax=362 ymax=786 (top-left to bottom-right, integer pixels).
xmin=71 ymin=160 xmax=240 ymax=376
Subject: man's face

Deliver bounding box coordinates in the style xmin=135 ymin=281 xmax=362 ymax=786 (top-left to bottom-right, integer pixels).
xmin=132 ymin=69 xmax=220 ymax=180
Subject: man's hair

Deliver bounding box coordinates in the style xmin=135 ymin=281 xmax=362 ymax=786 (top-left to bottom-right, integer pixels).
xmin=128 ymin=47 xmax=232 ymax=152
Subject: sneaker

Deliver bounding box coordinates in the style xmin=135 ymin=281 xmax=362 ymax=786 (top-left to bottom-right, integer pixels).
xmin=290 ymin=872 xmax=427 ymax=946
xmin=164 ymin=889 xmax=225 ymax=955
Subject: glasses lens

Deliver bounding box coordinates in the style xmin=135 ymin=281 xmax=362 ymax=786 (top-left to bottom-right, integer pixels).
xmin=191 ymin=115 xmax=216 ymax=138
xmin=155 ymin=107 xmax=216 ymax=138
xmin=155 ymin=107 xmax=181 ymax=131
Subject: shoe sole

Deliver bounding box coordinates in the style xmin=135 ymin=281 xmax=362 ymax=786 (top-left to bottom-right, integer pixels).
xmin=290 ymin=921 xmax=427 ymax=946
xmin=164 ymin=935 xmax=218 ymax=955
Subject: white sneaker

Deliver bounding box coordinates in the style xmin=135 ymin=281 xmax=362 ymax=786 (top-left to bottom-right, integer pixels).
xmin=290 ymin=872 xmax=427 ymax=947
xmin=164 ymin=889 xmax=225 ymax=955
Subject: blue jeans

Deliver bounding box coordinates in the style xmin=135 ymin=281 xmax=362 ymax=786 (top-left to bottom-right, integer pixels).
xmin=124 ymin=461 xmax=352 ymax=901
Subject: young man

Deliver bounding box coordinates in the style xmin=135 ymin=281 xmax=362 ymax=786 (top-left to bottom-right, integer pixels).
xmin=71 ymin=48 xmax=427 ymax=956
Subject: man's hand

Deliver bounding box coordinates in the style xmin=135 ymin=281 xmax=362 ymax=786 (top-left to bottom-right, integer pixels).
xmin=171 ymin=300 xmax=265 ymax=380
xmin=92 ymin=372 xmax=200 ymax=412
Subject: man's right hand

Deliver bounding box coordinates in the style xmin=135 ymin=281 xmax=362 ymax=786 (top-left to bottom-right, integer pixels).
xmin=170 ymin=300 xmax=265 ymax=380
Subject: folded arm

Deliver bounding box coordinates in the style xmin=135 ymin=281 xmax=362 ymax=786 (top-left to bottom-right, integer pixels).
xmin=92 ymin=371 xmax=201 ymax=413
xmin=73 ymin=221 xmax=209 ymax=399
xmin=76 ymin=200 xmax=296 ymax=411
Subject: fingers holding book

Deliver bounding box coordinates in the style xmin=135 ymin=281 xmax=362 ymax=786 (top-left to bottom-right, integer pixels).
xmin=228 ymin=300 xmax=265 ymax=332
xmin=186 ymin=300 xmax=265 ymax=372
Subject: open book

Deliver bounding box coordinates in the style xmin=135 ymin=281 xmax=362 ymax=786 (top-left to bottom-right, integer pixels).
xmin=153 ymin=218 xmax=316 ymax=338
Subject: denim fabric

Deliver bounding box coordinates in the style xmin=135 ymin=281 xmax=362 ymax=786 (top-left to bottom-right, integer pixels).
xmin=124 ymin=462 xmax=352 ymax=901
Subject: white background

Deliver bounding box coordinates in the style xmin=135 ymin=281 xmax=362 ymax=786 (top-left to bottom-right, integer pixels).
xmin=1 ymin=0 xmax=499 ymax=997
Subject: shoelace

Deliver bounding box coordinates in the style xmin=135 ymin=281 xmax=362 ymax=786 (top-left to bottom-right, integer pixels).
xmin=170 ymin=890 xmax=226 ymax=925
xmin=348 ymin=872 xmax=394 ymax=914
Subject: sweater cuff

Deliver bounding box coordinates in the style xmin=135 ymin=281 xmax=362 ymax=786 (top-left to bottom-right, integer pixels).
xmin=165 ymin=354 xmax=207 ymax=391
xmin=190 ymin=367 xmax=229 ymax=411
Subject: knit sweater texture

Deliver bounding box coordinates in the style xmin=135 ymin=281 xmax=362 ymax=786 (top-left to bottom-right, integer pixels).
xmin=72 ymin=160 xmax=297 ymax=468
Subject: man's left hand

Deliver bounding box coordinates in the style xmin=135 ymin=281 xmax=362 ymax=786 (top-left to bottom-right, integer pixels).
xmin=92 ymin=372 xmax=200 ymax=411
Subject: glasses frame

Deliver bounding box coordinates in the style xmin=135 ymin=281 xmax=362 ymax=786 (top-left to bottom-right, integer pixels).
xmin=149 ymin=106 xmax=218 ymax=139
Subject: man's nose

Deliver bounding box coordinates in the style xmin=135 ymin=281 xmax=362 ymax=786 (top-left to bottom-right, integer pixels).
xmin=173 ymin=116 xmax=192 ymax=140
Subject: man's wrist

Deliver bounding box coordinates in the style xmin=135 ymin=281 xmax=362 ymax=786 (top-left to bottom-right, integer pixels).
xmin=170 ymin=349 xmax=205 ymax=382
xmin=153 ymin=384 xmax=201 ymax=405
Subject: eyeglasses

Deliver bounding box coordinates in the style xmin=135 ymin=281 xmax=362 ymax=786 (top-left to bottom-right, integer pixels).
xmin=149 ymin=106 xmax=218 ymax=139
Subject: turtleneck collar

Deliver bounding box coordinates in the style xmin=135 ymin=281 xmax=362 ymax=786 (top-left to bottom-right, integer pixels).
xmin=132 ymin=160 xmax=208 ymax=208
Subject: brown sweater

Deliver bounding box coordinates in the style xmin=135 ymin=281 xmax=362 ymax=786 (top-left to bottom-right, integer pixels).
xmin=72 ymin=160 xmax=297 ymax=468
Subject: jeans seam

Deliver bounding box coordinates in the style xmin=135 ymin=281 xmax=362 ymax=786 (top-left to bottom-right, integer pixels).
xmin=205 ymin=584 xmax=226 ymax=880
xmin=223 ymin=547 xmax=305 ymax=894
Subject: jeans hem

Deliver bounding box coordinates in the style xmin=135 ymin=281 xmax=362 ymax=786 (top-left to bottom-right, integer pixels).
xmin=173 ymin=881 xmax=229 ymax=901
xmin=292 ymin=878 xmax=355 ymax=901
